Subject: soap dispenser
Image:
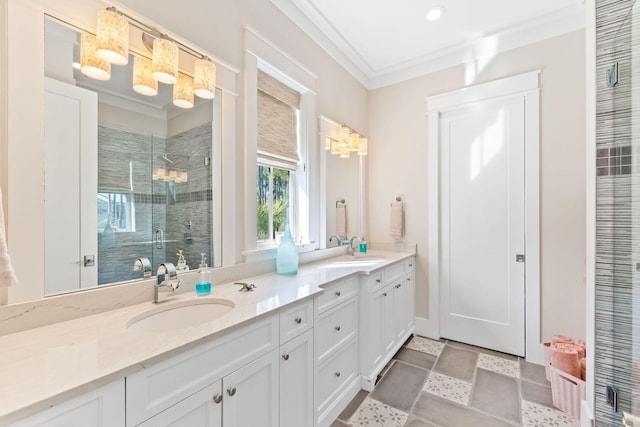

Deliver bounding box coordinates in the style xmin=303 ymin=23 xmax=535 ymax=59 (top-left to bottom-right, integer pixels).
xmin=359 ymin=236 xmax=367 ymax=254
xmin=196 ymin=253 xmax=211 ymax=296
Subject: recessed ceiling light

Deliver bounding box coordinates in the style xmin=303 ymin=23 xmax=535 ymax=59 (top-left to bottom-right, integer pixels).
xmin=426 ymin=6 xmax=445 ymax=22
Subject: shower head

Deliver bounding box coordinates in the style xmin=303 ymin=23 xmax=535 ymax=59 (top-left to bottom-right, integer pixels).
xmin=162 ymin=153 xmax=174 ymax=164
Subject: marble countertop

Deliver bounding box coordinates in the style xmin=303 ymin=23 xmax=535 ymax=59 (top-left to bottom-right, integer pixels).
xmin=0 ymin=250 xmax=414 ymax=425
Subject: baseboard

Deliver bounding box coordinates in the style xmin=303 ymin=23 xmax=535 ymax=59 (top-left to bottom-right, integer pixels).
xmin=414 ymin=316 xmax=440 ymax=340
xmin=317 ymin=376 xmax=360 ymax=427
xmin=580 ymin=400 xmax=594 ymax=427
xmin=526 ymin=340 xmax=544 ymax=365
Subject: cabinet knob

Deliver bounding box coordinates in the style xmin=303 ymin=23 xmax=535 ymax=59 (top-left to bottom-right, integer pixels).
xmin=396 ymin=283 xmax=402 ymax=288
xmin=282 ymin=353 xmax=290 ymax=361
xmin=407 ymin=277 xmax=411 ymax=282
xmin=409 ymin=263 xmax=413 ymax=267
xmin=335 ymin=291 xmax=341 ymax=297
xmin=294 ymin=317 xmax=302 ymax=324
xmin=335 ymin=372 xmax=341 ymax=377
xmin=335 ymin=325 xmax=341 ymax=332
xmin=227 ymin=387 xmax=237 ymax=397
xmin=383 ymin=292 xmax=388 ymax=297
xmin=213 ymin=394 xmax=223 ymax=404
xmin=376 ymin=279 xmax=381 ymax=283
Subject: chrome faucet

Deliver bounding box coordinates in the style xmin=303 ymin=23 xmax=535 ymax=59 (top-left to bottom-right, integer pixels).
xmin=348 ymin=236 xmax=361 ymax=256
xmin=328 ymin=235 xmax=342 ymax=247
xmin=154 ymin=262 xmax=181 ymax=303
xmin=133 ymin=257 xmax=152 ymax=279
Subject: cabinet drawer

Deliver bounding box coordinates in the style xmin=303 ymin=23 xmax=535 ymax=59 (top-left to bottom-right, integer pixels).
xmin=384 ymin=262 xmax=405 ymax=283
xmin=316 ymin=338 xmax=358 ymax=417
xmin=369 ymin=271 xmax=384 ymax=292
xmin=316 ymin=278 xmax=357 ymax=314
xmin=126 ymin=314 xmax=278 ymax=426
xmin=316 ymin=297 xmax=358 ymax=363
xmin=280 ymin=299 xmax=313 ymax=344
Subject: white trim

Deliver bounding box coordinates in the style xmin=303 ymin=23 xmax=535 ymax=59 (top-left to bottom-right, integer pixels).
xmin=584 ymin=0 xmax=596 ymax=419
xmin=426 ymin=70 xmax=542 ymax=363
xmin=271 ymin=0 xmax=584 ymax=89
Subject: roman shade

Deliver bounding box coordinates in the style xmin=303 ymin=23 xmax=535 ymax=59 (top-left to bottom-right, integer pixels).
xmin=257 ymin=70 xmax=300 ymax=171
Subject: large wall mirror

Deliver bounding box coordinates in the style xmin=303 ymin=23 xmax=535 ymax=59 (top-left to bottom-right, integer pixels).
xmin=43 ymin=17 xmax=222 ymax=296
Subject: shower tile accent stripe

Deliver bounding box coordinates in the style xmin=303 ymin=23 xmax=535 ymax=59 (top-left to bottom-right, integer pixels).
xmin=595 ymin=0 xmax=640 ymax=425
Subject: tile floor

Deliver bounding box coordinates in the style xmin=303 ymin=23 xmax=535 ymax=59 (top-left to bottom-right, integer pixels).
xmin=331 ymin=336 xmax=579 ymax=427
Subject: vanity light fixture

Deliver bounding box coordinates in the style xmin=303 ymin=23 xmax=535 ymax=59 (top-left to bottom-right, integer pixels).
xmin=152 ymin=36 xmax=179 ymax=84
xmin=193 ymin=58 xmax=217 ymax=99
xmin=338 ymin=125 xmax=351 ymax=147
xmin=173 ymin=73 xmax=195 ymax=109
xmin=80 ymin=33 xmax=111 ymax=81
xmin=339 ymin=144 xmax=350 ymax=158
xmin=132 ymin=55 xmax=158 ymax=96
xmin=348 ymin=132 xmax=360 ymax=152
xmin=330 ymin=139 xmax=340 ymax=155
xmin=323 ymin=123 xmax=368 ymax=158
xmin=95 ymin=8 xmax=129 ymax=65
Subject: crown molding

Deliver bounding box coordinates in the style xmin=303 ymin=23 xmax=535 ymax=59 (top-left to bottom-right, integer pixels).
xmin=271 ymin=0 xmax=586 ymax=89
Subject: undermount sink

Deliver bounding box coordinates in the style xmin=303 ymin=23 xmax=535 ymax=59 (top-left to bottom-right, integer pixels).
xmin=318 ymin=255 xmax=386 ymax=269
xmin=127 ymin=298 xmax=235 ymax=333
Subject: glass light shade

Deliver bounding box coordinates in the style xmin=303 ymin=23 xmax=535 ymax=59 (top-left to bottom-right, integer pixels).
xmin=339 ymin=144 xmax=350 ymax=158
xmin=80 ymin=33 xmax=111 ymax=81
xmin=96 ymin=9 xmax=129 ymax=65
xmin=132 ymin=56 xmax=158 ymax=96
xmin=324 ymin=137 xmax=331 ymax=150
xmin=176 ymin=171 xmax=188 ymax=183
xmin=338 ymin=126 xmax=350 ymax=147
xmin=358 ymin=137 xmax=368 ymax=156
xmin=193 ymin=59 xmax=217 ymax=99
xmin=330 ymin=139 xmax=340 ymax=155
xmin=173 ymin=74 xmax=195 ymax=108
xmin=348 ymin=132 xmax=360 ymax=152
xmin=152 ymin=37 xmax=179 ymax=84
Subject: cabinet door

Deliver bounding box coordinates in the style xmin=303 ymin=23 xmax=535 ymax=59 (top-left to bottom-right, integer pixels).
xmin=382 ymin=283 xmax=396 ymax=354
xmin=138 ymin=381 xmax=222 ymax=427
xmin=223 ymin=349 xmax=279 ymax=427
xmin=366 ymin=287 xmax=386 ymax=372
xmin=9 ymin=379 xmax=123 ymax=427
xmin=405 ymin=271 xmax=416 ymax=332
xmin=280 ymin=329 xmax=314 ymax=427
xmin=393 ymin=278 xmax=407 ymax=341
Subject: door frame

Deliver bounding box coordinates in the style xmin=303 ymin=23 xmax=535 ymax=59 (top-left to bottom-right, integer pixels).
xmin=425 ymin=70 xmax=542 ymax=364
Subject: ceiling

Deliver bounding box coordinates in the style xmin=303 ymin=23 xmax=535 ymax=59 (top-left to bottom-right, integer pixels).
xmin=271 ymin=0 xmax=585 ymax=89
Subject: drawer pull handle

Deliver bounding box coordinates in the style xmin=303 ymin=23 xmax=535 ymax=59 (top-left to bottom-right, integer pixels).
xmin=282 ymin=353 xmax=290 ymax=361
xmin=335 ymin=291 xmax=341 ymax=297
xmin=213 ymin=394 xmax=223 ymax=404
xmin=227 ymin=387 xmax=237 ymax=397
xmin=335 ymin=372 xmax=341 ymax=378
xmin=396 ymin=284 xmax=402 ymax=288
xmin=335 ymin=325 xmax=341 ymax=332
xmin=294 ymin=317 xmax=302 ymax=324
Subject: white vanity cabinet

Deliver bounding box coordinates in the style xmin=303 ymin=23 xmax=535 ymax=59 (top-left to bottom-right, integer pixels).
xmin=359 ymin=258 xmax=416 ymax=391
xmin=8 ymin=379 xmax=124 ymax=427
xmin=314 ymin=278 xmax=360 ymax=427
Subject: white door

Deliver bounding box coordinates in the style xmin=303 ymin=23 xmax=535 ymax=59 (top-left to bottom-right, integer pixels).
xmin=439 ymin=95 xmax=526 ymax=356
xmin=44 ymin=78 xmax=97 ymax=295
xmin=280 ymin=329 xmax=314 ymax=427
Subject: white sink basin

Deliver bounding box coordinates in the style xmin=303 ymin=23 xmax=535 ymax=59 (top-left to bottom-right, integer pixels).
xmin=318 ymin=255 xmax=386 ymax=269
xmin=127 ymin=298 xmax=235 ymax=333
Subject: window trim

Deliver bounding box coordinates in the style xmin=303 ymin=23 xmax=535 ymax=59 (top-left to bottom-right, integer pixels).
xmin=243 ymin=27 xmax=318 ymax=257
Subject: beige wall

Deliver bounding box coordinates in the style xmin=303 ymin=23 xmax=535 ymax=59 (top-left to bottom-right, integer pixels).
xmin=368 ymin=30 xmax=587 ymax=342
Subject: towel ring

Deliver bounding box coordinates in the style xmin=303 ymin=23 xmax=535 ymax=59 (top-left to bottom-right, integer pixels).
xmin=336 ymin=199 xmax=346 ymax=208
xmin=391 ymin=196 xmax=404 ymax=207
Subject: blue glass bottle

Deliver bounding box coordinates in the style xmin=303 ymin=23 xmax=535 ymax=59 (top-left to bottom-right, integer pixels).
xmin=195 ymin=253 xmax=211 ymax=296
xmin=276 ymin=224 xmax=298 ymax=275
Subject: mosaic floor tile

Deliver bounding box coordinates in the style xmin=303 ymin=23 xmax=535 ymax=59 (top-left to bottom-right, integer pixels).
xmin=477 ymin=353 xmax=521 ymax=378
xmin=349 ymin=397 xmax=409 ymax=427
xmin=423 ymin=371 xmax=472 ymax=405
xmin=521 ymin=400 xmax=579 ymax=427
xmin=406 ymin=336 xmax=445 ymax=357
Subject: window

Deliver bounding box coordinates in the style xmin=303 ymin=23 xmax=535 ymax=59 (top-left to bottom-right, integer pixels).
xmin=256 ymin=70 xmax=301 ymax=245
xmin=97 ymin=192 xmax=135 ymax=233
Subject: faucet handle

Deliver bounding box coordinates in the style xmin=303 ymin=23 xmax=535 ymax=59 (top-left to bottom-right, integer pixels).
xmin=134 ymin=257 xmax=152 ymax=278
xmin=235 ymin=282 xmax=256 ymax=292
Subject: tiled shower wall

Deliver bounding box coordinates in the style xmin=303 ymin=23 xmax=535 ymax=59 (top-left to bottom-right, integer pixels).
xmin=595 ymin=0 xmax=639 ymax=425
xmin=96 ymin=123 xmax=213 ymax=284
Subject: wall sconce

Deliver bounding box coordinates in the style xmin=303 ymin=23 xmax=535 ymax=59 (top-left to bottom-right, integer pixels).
xmin=79 ymin=6 xmax=218 ymax=109
xmin=323 ymin=124 xmax=368 ymax=158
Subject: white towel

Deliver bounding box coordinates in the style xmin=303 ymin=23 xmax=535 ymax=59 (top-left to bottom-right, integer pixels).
xmin=0 ymin=187 xmax=17 ymax=288
xmin=390 ymin=204 xmax=404 ymax=239
xmin=624 ymin=412 xmax=640 ymax=427
xmin=336 ymin=206 xmax=347 ymax=237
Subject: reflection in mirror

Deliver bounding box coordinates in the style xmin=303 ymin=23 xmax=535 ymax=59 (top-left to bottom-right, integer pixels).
xmin=320 ymin=116 xmax=366 ymax=247
xmin=43 ymin=17 xmax=221 ymax=296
